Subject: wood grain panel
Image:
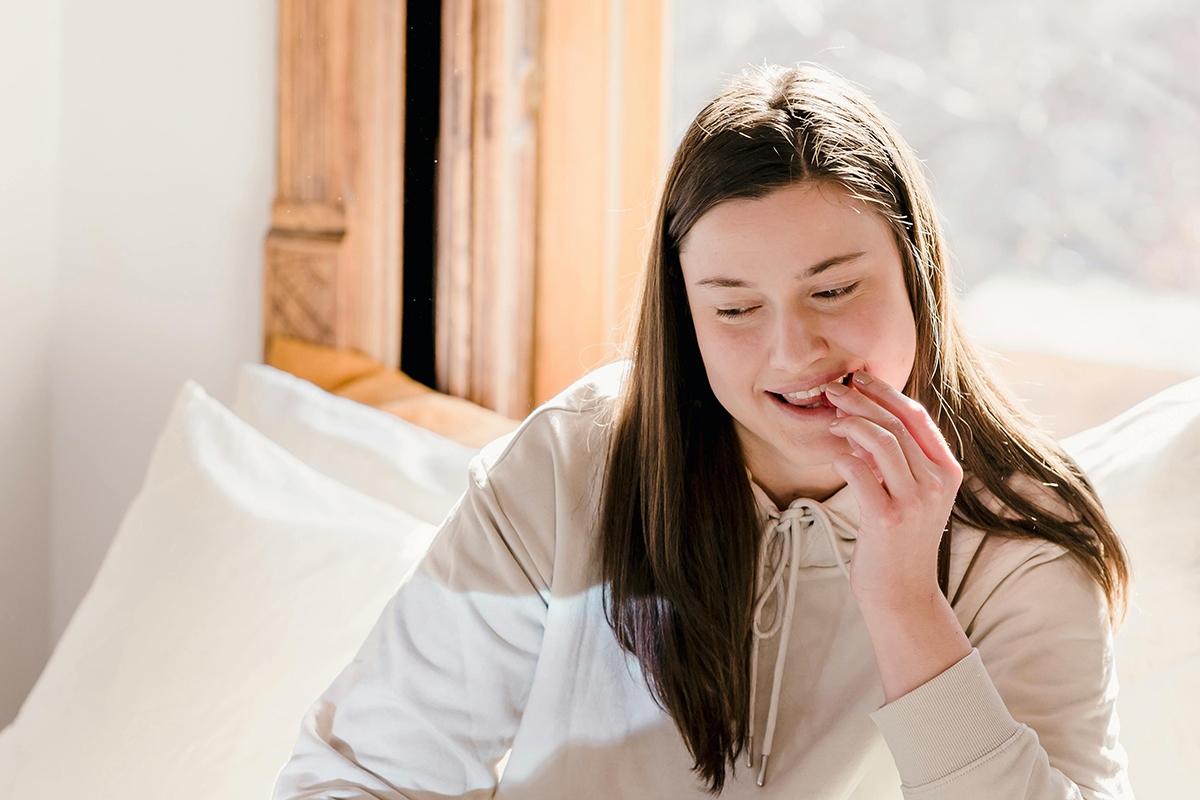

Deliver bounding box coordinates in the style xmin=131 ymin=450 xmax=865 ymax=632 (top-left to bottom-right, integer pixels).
xmin=533 ymin=0 xmax=607 ymax=407
xmin=612 ymin=0 xmax=669 ymax=355
xmin=265 ymin=0 xmax=404 ymax=367
xmin=436 ymin=0 xmax=477 ymax=400
xmin=436 ymin=0 xmax=542 ymax=418
xmin=533 ymin=0 xmax=668 ymax=406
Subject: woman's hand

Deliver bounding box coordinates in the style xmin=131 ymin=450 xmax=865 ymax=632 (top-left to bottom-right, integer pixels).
xmin=823 ymin=371 xmax=964 ymax=611
xmin=823 ymin=371 xmax=974 ymax=703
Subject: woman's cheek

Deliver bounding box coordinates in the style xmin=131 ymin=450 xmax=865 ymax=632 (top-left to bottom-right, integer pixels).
xmin=834 ymin=301 xmax=887 ymax=351
xmin=695 ymin=322 xmax=762 ymax=385
xmin=697 ymin=317 xmax=753 ymax=351
xmin=712 ymin=323 xmax=764 ymax=364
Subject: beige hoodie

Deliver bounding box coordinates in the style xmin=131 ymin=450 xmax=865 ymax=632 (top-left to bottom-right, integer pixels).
xmin=272 ymin=361 xmax=1133 ymax=799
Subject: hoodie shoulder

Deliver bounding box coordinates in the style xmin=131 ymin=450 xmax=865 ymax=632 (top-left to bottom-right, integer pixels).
xmin=545 ymin=359 xmax=631 ymax=414
xmin=473 ymin=360 xmax=629 ymax=473
xmin=456 ymin=362 xmax=628 ymax=595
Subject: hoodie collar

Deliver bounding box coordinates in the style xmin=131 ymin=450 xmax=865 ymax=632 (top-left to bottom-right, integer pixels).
xmin=746 ymin=468 xmax=861 ymax=544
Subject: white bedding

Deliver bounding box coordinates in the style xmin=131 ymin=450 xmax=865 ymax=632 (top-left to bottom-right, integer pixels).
xmin=0 ymin=381 xmax=440 ymax=798
xmin=232 ymin=364 xmax=477 ymax=525
xmin=1060 ymin=375 xmax=1200 ymax=797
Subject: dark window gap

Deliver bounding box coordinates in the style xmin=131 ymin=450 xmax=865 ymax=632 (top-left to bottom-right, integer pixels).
xmin=400 ymin=0 xmax=442 ymax=389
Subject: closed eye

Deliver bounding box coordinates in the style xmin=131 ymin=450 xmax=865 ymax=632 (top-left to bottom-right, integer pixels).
xmin=715 ymin=282 xmax=859 ymax=318
xmin=814 ymin=282 xmax=860 ymax=300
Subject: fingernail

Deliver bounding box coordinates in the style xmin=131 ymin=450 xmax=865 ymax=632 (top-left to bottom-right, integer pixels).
xmin=852 ymin=371 xmax=873 ymax=385
xmin=828 ymin=417 xmax=841 ymax=426
xmin=822 ymin=380 xmax=850 ymax=396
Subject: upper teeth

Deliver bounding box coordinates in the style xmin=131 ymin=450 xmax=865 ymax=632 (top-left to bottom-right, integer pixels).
xmin=783 ymin=385 xmax=826 ymax=401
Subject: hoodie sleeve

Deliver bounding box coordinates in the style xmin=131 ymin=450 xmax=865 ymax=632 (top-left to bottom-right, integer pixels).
xmin=868 ymin=544 xmax=1134 ymax=800
xmin=270 ymin=435 xmax=551 ymax=800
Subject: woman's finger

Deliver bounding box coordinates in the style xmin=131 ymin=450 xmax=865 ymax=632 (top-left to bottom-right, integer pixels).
xmin=849 ymin=439 xmax=884 ymax=483
xmin=823 ymin=374 xmax=945 ymax=485
xmin=831 ymin=451 xmax=889 ymax=517
xmin=848 ymin=372 xmax=960 ymax=472
xmin=829 ymin=417 xmax=915 ymax=497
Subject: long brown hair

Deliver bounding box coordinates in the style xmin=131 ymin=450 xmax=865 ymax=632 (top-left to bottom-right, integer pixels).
xmin=596 ymin=62 xmax=1130 ymax=794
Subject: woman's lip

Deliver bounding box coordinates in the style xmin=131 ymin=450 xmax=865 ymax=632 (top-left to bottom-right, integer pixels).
xmin=769 ymin=370 xmax=855 ymax=396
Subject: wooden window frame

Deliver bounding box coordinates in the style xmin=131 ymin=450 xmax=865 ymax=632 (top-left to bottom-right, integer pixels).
xmin=265 ymin=0 xmax=669 ymax=418
xmin=437 ymin=0 xmax=670 ymax=417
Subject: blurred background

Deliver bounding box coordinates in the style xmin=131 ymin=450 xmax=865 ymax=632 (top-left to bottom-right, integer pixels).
xmin=1 ymin=0 xmax=1195 ymax=729
xmin=673 ymin=0 xmax=1200 ymax=431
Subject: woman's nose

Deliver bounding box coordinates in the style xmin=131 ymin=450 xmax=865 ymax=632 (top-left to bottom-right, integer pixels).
xmin=768 ymin=312 xmax=828 ymax=371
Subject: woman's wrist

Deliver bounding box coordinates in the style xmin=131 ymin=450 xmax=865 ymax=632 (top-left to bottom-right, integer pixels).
xmin=856 ymin=589 xmax=974 ymax=705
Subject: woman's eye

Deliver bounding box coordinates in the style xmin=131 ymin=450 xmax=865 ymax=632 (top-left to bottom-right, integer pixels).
xmin=814 ymin=282 xmax=860 ymax=300
xmin=713 ymin=284 xmax=857 ymax=318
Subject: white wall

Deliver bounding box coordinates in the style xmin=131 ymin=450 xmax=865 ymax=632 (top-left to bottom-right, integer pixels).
xmin=48 ymin=0 xmax=278 ymax=642
xmin=2 ymin=1 xmax=277 ymax=725
xmin=2 ymin=0 xmax=281 ymax=726
xmin=0 ymin=0 xmax=60 ymax=727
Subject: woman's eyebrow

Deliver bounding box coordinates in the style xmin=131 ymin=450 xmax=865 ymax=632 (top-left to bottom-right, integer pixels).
xmin=693 ymin=251 xmax=867 ymax=288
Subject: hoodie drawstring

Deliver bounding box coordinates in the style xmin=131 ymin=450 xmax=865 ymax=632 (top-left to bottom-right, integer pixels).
xmin=747 ymin=500 xmax=851 ymax=787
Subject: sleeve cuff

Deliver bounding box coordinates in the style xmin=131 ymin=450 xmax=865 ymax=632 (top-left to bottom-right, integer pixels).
xmin=868 ymin=648 xmax=1024 ymax=787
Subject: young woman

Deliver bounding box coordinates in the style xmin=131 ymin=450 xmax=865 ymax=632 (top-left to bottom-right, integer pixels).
xmin=273 ymin=63 xmax=1133 ymax=799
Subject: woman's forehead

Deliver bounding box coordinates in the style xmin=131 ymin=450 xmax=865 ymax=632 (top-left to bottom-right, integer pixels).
xmin=679 ymin=183 xmax=894 ymax=278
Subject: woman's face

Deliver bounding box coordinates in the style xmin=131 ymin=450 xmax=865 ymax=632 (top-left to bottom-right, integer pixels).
xmin=678 ymin=181 xmax=918 ymax=503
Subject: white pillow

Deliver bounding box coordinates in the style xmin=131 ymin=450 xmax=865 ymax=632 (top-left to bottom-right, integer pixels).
xmin=1061 ymin=374 xmax=1200 ymax=799
xmin=233 ymin=364 xmax=477 ymax=526
xmin=0 ymin=382 xmax=439 ymax=799
xmin=0 ymin=725 xmax=14 ymax=795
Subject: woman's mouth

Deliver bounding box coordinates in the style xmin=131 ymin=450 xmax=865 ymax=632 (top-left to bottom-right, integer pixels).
xmin=767 ymin=390 xmax=835 ymax=412
xmin=765 ymin=373 xmax=852 ymax=415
